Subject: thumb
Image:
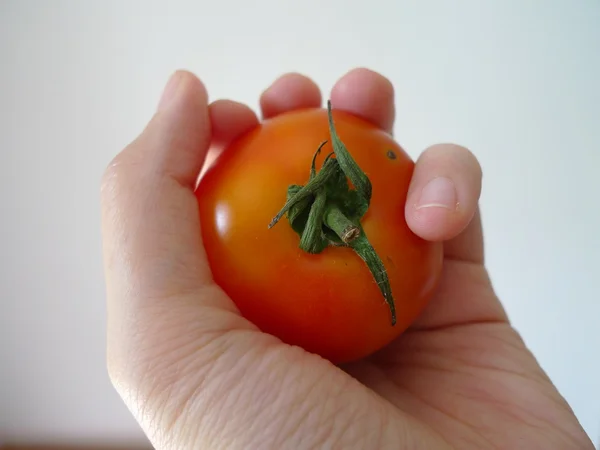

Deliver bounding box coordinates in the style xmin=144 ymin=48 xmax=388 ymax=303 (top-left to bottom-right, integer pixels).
xmin=100 ymin=71 xmax=256 ymax=441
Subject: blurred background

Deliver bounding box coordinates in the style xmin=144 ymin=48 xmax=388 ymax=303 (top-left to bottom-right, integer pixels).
xmin=1 ymin=0 xmax=599 ymax=448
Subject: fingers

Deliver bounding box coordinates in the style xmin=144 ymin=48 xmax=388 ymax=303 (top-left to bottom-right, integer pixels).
xmin=102 ymin=70 xmax=213 ymax=293
xmin=405 ymin=144 xmax=483 ymax=263
xmin=209 ymin=99 xmax=258 ymax=148
xmin=330 ymin=68 xmax=395 ymax=134
xmin=202 ymin=100 xmax=259 ymax=176
xmin=259 ymin=68 xmax=396 ymax=135
xmin=140 ymin=70 xmax=211 ymax=187
xmin=260 ymin=72 xmax=322 ymax=119
xmin=101 ymin=70 xmax=253 ymax=395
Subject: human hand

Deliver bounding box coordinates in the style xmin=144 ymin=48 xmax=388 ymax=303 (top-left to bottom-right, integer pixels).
xmin=101 ymin=69 xmax=593 ymax=449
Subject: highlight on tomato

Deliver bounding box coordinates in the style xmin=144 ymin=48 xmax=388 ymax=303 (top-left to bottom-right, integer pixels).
xmin=196 ymin=101 xmax=443 ymax=363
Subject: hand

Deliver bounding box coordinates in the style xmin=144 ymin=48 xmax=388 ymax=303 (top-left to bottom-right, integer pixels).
xmin=101 ymin=69 xmax=593 ymax=449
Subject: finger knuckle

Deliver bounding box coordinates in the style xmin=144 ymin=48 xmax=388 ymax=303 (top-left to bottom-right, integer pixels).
xmin=101 ymin=154 xmax=126 ymax=197
xmin=100 ymin=145 xmax=144 ymax=201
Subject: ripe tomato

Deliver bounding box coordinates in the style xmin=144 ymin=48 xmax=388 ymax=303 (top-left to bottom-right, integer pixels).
xmin=196 ymin=106 xmax=443 ymax=363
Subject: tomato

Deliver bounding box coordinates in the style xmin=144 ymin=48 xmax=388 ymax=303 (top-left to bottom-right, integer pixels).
xmin=196 ymin=105 xmax=443 ymax=363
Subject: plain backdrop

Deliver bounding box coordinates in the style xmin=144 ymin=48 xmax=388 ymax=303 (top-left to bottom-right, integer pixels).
xmin=1 ymin=0 xmax=599 ymax=447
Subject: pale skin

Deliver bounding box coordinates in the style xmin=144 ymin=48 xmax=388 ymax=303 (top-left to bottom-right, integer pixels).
xmin=101 ymin=68 xmax=594 ymax=449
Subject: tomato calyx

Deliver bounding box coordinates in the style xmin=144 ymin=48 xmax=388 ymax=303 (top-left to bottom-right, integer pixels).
xmin=268 ymin=101 xmax=397 ymax=326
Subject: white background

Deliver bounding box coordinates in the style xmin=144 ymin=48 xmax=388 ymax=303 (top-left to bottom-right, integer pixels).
xmin=1 ymin=0 xmax=598 ymax=447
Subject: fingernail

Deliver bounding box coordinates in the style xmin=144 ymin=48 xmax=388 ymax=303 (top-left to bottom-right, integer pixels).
xmin=416 ymin=177 xmax=457 ymax=210
xmin=157 ymin=72 xmax=182 ymax=111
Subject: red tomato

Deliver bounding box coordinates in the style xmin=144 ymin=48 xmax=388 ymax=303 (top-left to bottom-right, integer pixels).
xmin=196 ymin=106 xmax=443 ymax=363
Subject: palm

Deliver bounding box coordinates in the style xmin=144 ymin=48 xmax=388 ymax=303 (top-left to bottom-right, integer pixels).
xmin=238 ymin=258 xmax=591 ymax=449
xmin=179 ymin=257 xmax=591 ymax=449
xmin=345 ymin=261 xmax=586 ymax=449
xmin=348 ymin=325 xmax=579 ymax=449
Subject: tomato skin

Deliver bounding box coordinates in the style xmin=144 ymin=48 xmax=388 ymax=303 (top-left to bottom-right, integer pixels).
xmin=196 ymin=108 xmax=443 ymax=363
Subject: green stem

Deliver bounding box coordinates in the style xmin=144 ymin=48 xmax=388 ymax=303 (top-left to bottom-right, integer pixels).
xmin=285 ymin=184 xmax=307 ymax=225
xmin=268 ymin=157 xmax=338 ymax=229
xmin=310 ymin=140 xmax=328 ymax=179
xmin=300 ymin=190 xmax=328 ymax=253
xmin=324 ymin=206 xmax=360 ymax=244
xmin=350 ymin=233 xmax=397 ymax=326
xmin=327 ymin=100 xmax=372 ymax=206
xmin=268 ymin=101 xmax=397 ymax=326
xmin=325 ymin=207 xmax=396 ymax=325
